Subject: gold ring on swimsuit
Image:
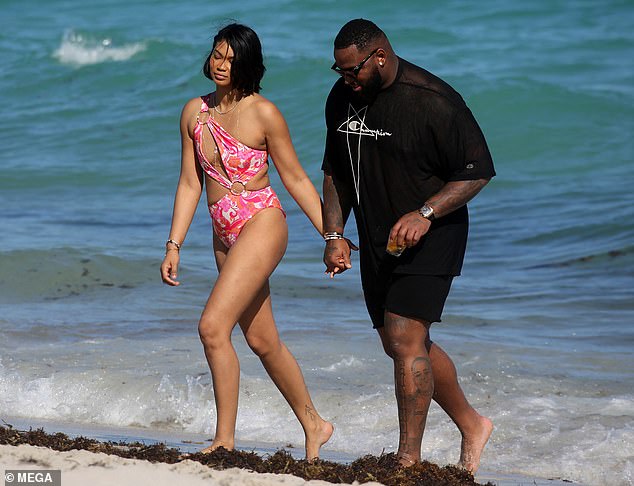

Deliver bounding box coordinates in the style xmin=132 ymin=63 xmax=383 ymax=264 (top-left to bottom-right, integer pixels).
xmin=230 ymin=180 xmax=247 ymax=196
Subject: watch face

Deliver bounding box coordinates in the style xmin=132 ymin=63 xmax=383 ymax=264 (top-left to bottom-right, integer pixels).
xmin=418 ymin=204 xmax=435 ymax=220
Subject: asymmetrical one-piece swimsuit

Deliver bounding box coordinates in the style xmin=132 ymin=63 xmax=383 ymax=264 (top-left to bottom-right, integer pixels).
xmin=193 ymin=94 xmax=285 ymax=248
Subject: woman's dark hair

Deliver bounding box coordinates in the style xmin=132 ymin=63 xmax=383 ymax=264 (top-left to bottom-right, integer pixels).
xmin=203 ymin=23 xmax=265 ymax=95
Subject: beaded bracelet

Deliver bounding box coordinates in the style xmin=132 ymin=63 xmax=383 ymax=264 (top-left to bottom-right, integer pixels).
xmin=166 ymin=239 xmax=181 ymax=251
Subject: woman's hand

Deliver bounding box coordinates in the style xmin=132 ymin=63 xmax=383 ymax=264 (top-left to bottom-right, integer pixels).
xmin=161 ymin=249 xmax=181 ymax=286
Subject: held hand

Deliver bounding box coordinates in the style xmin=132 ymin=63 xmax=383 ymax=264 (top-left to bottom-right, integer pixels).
xmin=323 ymin=239 xmax=357 ymax=278
xmin=160 ymin=250 xmax=181 ymax=286
xmin=388 ymin=211 xmax=432 ymax=251
xmin=344 ymin=237 xmax=359 ymax=252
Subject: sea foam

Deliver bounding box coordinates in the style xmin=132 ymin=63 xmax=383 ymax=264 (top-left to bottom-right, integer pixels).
xmin=53 ymin=30 xmax=145 ymax=67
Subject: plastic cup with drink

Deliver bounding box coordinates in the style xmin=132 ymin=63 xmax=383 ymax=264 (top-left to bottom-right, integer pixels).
xmin=386 ymin=236 xmax=406 ymax=257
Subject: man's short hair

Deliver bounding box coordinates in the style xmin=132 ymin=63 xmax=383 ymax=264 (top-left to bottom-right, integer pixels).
xmin=334 ymin=19 xmax=385 ymax=50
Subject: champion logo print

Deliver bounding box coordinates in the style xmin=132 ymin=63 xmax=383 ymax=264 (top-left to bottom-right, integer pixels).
xmin=336 ymin=105 xmax=392 ymax=140
xmin=337 ymin=104 xmax=392 ymax=203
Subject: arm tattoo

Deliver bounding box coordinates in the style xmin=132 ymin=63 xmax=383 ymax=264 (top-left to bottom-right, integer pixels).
xmin=323 ymin=172 xmax=351 ymax=233
xmin=427 ymin=178 xmax=490 ymax=218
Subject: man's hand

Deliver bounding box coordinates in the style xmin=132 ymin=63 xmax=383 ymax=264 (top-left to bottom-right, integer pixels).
xmin=388 ymin=211 xmax=431 ymax=251
xmin=323 ymin=238 xmax=358 ymax=278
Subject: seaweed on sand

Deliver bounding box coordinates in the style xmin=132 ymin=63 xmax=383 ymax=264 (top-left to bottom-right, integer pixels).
xmin=0 ymin=424 xmax=492 ymax=486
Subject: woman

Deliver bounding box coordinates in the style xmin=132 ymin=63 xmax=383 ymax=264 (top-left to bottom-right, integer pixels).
xmin=160 ymin=23 xmax=333 ymax=460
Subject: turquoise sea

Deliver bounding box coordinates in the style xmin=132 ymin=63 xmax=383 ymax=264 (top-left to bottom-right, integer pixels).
xmin=1 ymin=1 xmax=633 ymax=485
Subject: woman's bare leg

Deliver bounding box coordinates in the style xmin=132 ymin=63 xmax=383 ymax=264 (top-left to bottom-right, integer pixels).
xmin=198 ymin=235 xmax=238 ymax=452
xmin=238 ymin=280 xmax=333 ymax=460
xmin=198 ymin=209 xmax=331 ymax=458
xmin=198 ymin=209 xmax=287 ymax=452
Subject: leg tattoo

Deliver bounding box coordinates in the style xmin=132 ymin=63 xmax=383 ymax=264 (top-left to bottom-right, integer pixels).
xmin=305 ymin=404 xmax=317 ymax=422
xmin=396 ymin=356 xmax=434 ymax=461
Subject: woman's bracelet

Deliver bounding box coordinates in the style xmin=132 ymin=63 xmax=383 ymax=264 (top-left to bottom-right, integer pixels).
xmin=166 ymin=239 xmax=181 ymax=251
xmin=323 ymin=231 xmax=344 ymax=241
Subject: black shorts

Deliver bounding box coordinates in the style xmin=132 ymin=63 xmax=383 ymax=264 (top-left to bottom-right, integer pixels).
xmin=362 ymin=273 xmax=454 ymax=329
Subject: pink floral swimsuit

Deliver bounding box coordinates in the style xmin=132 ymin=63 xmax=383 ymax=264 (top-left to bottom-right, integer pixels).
xmin=194 ymin=95 xmax=285 ymax=248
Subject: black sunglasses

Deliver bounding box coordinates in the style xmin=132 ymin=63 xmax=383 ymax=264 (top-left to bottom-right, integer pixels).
xmin=331 ymin=48 xmax=379 ymax=77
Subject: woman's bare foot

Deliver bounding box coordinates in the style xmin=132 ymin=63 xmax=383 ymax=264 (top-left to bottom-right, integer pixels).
xmin=200 ymin=439 xmax=234 ymax=454
xmin=458 ymin=415 xmax=493 ymax=473
xmin=305 ymin=420 xmax=334 ymax=461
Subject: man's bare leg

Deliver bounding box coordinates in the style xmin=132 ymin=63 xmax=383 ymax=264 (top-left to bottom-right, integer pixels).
xmin=380 ymin=312 xmax=434 ymax=466
xmin=426 ymin=339 xmax=493 ymax=473
xmin=378 ymin=317 xmax=493 ymax=472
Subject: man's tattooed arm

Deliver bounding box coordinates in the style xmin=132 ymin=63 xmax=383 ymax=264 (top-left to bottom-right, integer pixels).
xmin=426 ymin=178 xmax=491 ymax=218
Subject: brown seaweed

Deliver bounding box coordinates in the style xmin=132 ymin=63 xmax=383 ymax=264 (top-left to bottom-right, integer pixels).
xmin=0 ymin=424 xmax=492 ymax=485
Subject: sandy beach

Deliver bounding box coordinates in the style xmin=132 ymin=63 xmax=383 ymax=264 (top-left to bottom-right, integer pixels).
xmin=0 ymin=422 xmax=582 ymax=486
xmin=2 ymin=3 xmax=631 ymax=486
xmin=1 ymin=444 xmax=376 ymax=486
xmin=0 ymin=443 xmax=581 ymax=486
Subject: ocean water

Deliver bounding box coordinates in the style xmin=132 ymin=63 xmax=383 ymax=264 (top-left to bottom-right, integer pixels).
xmin=1 ymin=1 xmax=633 ymax=485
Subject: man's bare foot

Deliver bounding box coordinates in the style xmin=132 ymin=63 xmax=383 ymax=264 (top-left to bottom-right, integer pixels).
xmin=200 ymin=439 xmax=234 ymax=454
xmin=305 ymin=420 xmax=334 ymax=461
xmin=458 ymin=415 xmax=493 ymax=474
xmin=396 ymin=452 xmax=418 ymax=468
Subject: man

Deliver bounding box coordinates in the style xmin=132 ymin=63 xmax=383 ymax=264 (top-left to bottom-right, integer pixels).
xmin=321 ymin=19 xmax=495 ymax=472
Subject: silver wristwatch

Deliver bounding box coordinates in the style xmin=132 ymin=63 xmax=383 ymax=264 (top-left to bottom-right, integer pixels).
xmin=417 ymin=203 xmax=435 ymax=221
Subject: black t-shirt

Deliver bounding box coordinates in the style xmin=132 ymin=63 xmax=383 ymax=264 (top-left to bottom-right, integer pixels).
xmin=322 ymin=58 xmax=495 ymax=277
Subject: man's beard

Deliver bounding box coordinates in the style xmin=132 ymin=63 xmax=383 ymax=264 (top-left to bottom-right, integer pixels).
xmin=355 ymin=66 xmax=383 ymax=102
